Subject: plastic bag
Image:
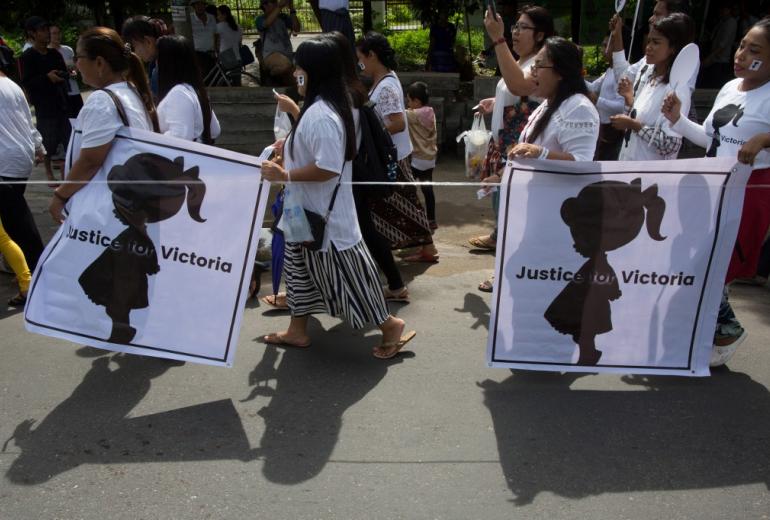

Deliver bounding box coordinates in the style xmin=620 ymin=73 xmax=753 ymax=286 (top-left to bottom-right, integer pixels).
xmin=276 ymin=186 xmax=314 ymax=243
xmin=456 ymin=112 xmax=491 ymax=179
xmin=274 ymin=105 xmax=292 ymax=140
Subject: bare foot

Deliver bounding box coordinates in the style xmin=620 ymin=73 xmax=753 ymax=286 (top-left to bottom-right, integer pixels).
xmin=262 ymin=331 xmax=311 ymax=348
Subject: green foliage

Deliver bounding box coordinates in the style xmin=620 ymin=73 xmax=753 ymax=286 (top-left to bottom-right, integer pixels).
xmin=582 ymin=44 xmax=608 ymax=77
xmin=389 ymin=26 xmax=485 ymax=72
xmin=407 ymin=0 xmax=483 ymax=24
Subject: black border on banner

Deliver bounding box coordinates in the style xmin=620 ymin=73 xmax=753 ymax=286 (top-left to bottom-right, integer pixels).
xmin=489 ymin=164 xmax=732 ymax=371
xmin=25 ymin=133 xmax=265 ymax=363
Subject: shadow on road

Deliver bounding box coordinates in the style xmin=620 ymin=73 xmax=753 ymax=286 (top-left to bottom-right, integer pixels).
xmin=4 ymin=353 xmax=256 ymax=485
xmin=479 ymin=369 xmax=770 ymax=505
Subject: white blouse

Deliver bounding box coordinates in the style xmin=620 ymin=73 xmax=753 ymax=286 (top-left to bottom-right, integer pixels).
xmin=520 ymin=93 xmax=600 ymax=162
xmin=285 ymin=100 xmax=361 ymax=252
xmin=77 ymin=82 xmax=153 ymax=148
xmin=673 ymin=78 xmax=770 ymax=170
xmin=157 ymin=84 xmax=221 ymax=143
xmin=614 ymin=53 xmax=691 ymax=161
xmin=490 ymin=55 xmax=541 ymax=135
xmin=369 ymin=73 xmax=412 ymax=161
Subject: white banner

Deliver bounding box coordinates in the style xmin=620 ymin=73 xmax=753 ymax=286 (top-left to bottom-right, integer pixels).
xmin=487 ymin=158 xmax=751 ymax=376
xmin=25 ymin=126 xmax=270 ymax=366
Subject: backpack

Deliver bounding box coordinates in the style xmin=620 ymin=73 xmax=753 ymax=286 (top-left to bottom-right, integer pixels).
xmin=0 ymin=44 xmax=17 ymax=82
xmin=353 ymin=102 xmax=399 ymax=199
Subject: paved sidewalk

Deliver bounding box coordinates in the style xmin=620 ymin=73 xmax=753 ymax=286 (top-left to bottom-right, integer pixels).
xmin=0 ymin=158 xmax=768 ymax=519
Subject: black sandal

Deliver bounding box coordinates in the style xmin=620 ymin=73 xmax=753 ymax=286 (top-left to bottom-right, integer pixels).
xmin=8 ymin=293 xmax=27 ymax=307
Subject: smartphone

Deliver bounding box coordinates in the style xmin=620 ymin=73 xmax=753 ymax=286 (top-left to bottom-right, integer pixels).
xmin=487 ymin=0 xmax=497 ymax=17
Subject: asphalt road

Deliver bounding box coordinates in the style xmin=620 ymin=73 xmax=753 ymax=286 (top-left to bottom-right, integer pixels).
xmin=1 ymin=157 xmax=768 ymax=519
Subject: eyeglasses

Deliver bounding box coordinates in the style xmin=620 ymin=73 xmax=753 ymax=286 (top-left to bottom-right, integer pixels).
xmin=511 ymin=23 xmax=536 ymax=33
xmin=529 ymin=62 xmax=554 ymax=73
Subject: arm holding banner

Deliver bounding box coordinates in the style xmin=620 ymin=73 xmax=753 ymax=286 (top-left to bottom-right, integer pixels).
xmin=738 ymin=133 xmax=770 ymax=166
xmin=49 ymin=143 xmax=113 ymax=223
xmin=663 ymin=91 xmax=711 ymax=150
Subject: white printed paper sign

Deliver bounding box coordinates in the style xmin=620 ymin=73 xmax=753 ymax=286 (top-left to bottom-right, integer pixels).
xmin=25 ymin=127 xmax=270 ymax=366
xmin=486 ymin=158 xmax=750 ymax=376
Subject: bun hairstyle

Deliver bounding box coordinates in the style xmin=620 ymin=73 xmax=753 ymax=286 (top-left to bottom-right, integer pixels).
xmin=355 ymin=31 xmax=398 ymax=71
xmin=406 ymin=81 xmax=430 ymax=105
xmin=518 ymin=5 xmax=555 ymax=50
xmin=651 ymin=12 xmax=695 ymax=83
xmin=79 ymin=27 xmax=160 ymax=132
xmin=525 ymin=37 xmax=588 ymax=144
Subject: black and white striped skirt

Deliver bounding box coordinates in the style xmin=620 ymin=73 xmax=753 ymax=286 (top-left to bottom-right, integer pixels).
xmin=283 ymin=240 xmax=390 ymax=329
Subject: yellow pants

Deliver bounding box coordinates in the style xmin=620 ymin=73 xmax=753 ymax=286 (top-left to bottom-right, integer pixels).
xmin=0 ymin=217 xmax=31 ymax=294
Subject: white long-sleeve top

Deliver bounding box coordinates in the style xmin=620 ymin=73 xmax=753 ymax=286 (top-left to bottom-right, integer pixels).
xmin=614 ymin=52 xmax=691 ymax=161
xmin=586 ymin=68 xmax=626 ymax=124
xmin=0 ymin=76 xmax=45 ymax=178
xmin=519 ymin=93 xmax=600 ymax=162
xmin=672 ymin=78 xmax=770 ymax=170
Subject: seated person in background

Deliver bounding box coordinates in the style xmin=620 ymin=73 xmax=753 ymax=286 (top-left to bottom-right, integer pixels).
xmin=426 ymin=10 xmax=457 ymax=72
xmin=255 ymin=0 xmax=300 ymax=86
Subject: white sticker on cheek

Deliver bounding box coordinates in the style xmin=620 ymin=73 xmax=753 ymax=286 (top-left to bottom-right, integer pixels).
xmin=297 ymin=75 xmax=305 ymax=86
xmin=750 ymin=60 xmax=763 ymax=71
xmin=358 ymin=62 xmax=365 ymax=71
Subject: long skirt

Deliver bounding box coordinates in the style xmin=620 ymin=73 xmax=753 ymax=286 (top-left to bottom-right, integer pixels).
xmin=369 ymin=158 xmax=434 ymax=250
xmin=283 ymin=240 xmax=390 ymax=329
xmin=726 ymin=168 xmax=770 ymax=283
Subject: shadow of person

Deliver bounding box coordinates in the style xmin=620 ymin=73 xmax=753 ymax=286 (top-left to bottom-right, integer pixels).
xmin=5 ymin=354 xmax=255 ymax=485
xmin=454 ymin=292 xmax=491 ymax=331
xmin=250 ymin=317 xmax=410 ymax=485
xmin=478 ymin=369 xmax=770 ymax=506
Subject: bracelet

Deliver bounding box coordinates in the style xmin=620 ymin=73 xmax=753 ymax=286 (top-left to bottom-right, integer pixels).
xmin=494 ymin=37 xmax=506 ymax=47
xmin=538 ymin=147 xmax=550 ymax=160
xmin=53 ymin=191 xmax=69 ymax=203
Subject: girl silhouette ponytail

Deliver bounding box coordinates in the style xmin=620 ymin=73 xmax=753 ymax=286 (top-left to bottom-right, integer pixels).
xmin=640 ymin=182 xmax=666 ymax=241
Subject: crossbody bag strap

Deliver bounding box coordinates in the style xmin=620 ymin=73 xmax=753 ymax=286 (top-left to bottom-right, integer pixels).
xmin=99 ymin=88 xmax=130 ymax=127
xmin=323 ymin=135 xmax=348 ymax=221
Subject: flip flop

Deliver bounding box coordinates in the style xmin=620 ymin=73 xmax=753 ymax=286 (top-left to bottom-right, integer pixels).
xmin=261 ymin=293 xmax=289 ymax=310
xmin=478 ymin=277 xmax=494 ymax=293
xmin=373 ymin=330 xmax=416 ymax=359
xmin=468 ymin=235 xmax=496 ymax=250
xmin=403 ymin=252 xmax=439 ymax=263
xmin=261 ymin=332 xmax=311 ymax=348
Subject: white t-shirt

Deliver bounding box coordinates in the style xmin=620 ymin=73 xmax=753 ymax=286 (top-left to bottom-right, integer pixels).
xmin=519 ymin=94 xmax=600 ymax=162
xmin=586 ymin=68 xmax=625 ymax=124
xmin=191 ymin=13 xmax=217 ymax=52
xmin=319 ymin=0 xmax=349 ymax=10
xmin=158 ymin=84 xmax=221 ymax=142
xmin=490 ymin=55 xmax=540 ymax=135
xmin=216 ymin=22 xmax=242 ymax=56
xmin=615 ymin=57 xmax=691 ymax=161
xmin=0 ymin=76 xmax=44 ymax=179
xmin=285 ymin=100 xmax=361 ymax=252
xmin=673 ymin=78 xmax=770 ymax=170
xmin=77 ymin=82 xmax=153 ymax=149
xmin=370 ymin=73 xmax=412 ymax=161
xmin=53 ymin=45 xmax=80 ymax=95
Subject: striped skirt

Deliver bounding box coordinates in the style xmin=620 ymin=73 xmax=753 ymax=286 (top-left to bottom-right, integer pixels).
xmin=283 ymin=240 xmax=390 ymax=329
xmin=369 ymin=158 xmax=434 ymax=250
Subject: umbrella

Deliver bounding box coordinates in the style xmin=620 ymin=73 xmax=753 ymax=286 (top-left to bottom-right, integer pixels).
xmin=270 ymin=188 xmax=286 ymax=297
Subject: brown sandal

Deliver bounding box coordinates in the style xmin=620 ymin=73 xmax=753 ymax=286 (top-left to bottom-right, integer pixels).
xmin=260 ymin=293 xmax=289 ymax=310
xmin=373 ymin=330 xmax=417 ymax=359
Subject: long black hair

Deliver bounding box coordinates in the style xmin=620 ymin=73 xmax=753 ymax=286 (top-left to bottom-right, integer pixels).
xmin=156 ymin=35 xmax=214 ymax=145
xmin=355 ymin=31 xmax=398 ymax=71
xmin=217 ymin=5 xmax=239 ymax=32
xmin=517 ymin=5 xmax=555 ymax=52
xmin=122 ymin=16 xmax=162 ymax=44
xmin=323 ymin=30 xmax=368 ymax=109
xmin=650 ymin=12 xmax=695 ymax=83
xmin=526 ymin=37 xmax=588 ymax=144
xmin=288 ymin=37 xmax=357 ymax=161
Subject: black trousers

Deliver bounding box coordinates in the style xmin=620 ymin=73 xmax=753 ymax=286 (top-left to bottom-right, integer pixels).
xmin=354 ymin=188 xmax=404 ymax=291
xmin=0 ymin=178 xmax=45 ymax=272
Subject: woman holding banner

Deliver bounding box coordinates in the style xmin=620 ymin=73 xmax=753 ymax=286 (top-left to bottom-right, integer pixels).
xmin=662 ymin=18 xmax=770 ymax=365
xmin=49 ymin=27 xmax=159 ymax=223
xmin=259 ymin=37 xmax=417 ymax=360
xmin=609 ymin=13 xmax=694 ymax=161
xmin=470 ymin=5 xmax=553 ymax=258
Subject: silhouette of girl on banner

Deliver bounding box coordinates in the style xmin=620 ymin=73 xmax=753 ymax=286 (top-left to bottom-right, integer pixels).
xmin=544 ymin=178 xmax=666 ymax=365
xmin=78 ymin=153 xmax=206 ymax=344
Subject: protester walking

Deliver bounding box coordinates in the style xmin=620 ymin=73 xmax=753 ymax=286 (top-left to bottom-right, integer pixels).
xmin=122 ymin=15 xmax=167 ymax=100
xmin=661 ymin=17 xmax=770 ymax=366
xmin=259 ymin=37 xmax=416 ymax=359
xmin=610 ymin=13 xmax=694 ymax=161
xmin=48 ymin=27 xmax=159 ymax=223
xmin=356 ymin=31 xmax=438 ymax=264
xmin=405 ymin=81 xmax=439 ymax=230
xmin=0 ymin=217 xmax=32 ymax=307
xmin=20 ymin=16 xmax=70 ymax=185
xmin=156 ymin=35 xmax=221 ymax=143
xmin=49 ymin=23 xmax=84 ymax=118
xmin=0 ymin=59 xmax=46 ymax=272
xmin=190 ymin=0 xmax=218 ymax=77
xmin=216 ymin=5 xmax=243 ymax=85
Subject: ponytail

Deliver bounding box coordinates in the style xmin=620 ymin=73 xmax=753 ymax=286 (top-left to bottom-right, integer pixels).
xmin=126 ymin=52 xmax=159 ymax=132
xmin=180 ymin=166 xmax=207 ymax=222
xmin=641 ymin=183 xmax=666 ymax=241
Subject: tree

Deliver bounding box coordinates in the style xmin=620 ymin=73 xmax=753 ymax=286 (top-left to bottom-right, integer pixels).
xmin=407 ymin=0 xmax=483 ymax=25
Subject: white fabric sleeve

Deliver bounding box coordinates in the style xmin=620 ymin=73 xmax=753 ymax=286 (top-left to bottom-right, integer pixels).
xmin=373 ymin=82 xmax=404 ymax=117
xmin=671 ymin=113 xmax=710 ymax=149
xmin=21 ymin=97 xmax=45 ymax=152
xmin=596 ymin=95 xmax=626 ymax=118
xmin=310 ymin=115 xmax=346 ymax=173
xmin=556 ymin=104 xmax=600 ymax=161
xmin=586 ymin=74 xmax=604 ymax=94
xmin=210 ymin=110 xmax=221 ymax=140
xmin=157 ymin=88 xmax=197 ymax=141
xmin=79 ymin=90 xmax=123 ymax=148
